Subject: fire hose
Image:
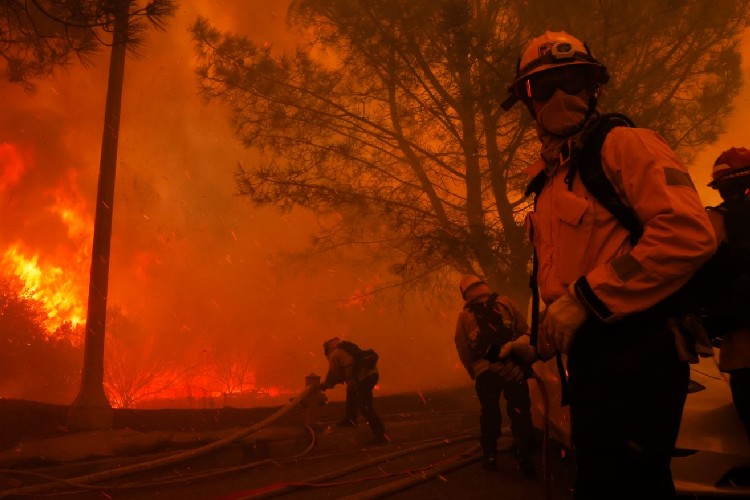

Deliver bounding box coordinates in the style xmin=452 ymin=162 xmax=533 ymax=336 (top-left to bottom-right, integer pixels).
xmin=0 ymin=424 xmax=317 ymax=493
xmin=339 ymin=443 xmax=481 ymax=500
xmin=0 ymin=384 xmax=314 ymax=498
xmin=338 ymin=371 xmax=555 ymax=500
xmin=232 ymin=433 xmax=479 ymax=500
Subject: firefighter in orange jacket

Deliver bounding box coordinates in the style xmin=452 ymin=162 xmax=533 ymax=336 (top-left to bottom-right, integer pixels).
xmin=320 ymin=337 xmax=388 ymax=444
xmin=500 ymin=32 xmax=717 ymax=498
xmin=455 ymin=275 xmax=535 ymax=477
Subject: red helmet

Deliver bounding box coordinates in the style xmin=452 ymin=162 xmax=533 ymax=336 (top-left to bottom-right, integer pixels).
xmin=709 ymin=147 xmax=750 ymax=188
xmin=502 ymin=31 xmax=609 ymax=110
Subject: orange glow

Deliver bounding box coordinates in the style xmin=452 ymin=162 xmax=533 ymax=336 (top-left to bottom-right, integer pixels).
xmin=1 ymin=244 xmax=86 ymax=339
xmin=0 ymin=0 xmax=587 ymax=406
xmin=47 ymin=169 xmax=93 ymax=244
xmin=341 ymin=280 xmax=381 ymax=308
xmin=0 ymin=146 xmax=91 ymax=344
xmin=0 ymin=143 xmax=27 ymax=192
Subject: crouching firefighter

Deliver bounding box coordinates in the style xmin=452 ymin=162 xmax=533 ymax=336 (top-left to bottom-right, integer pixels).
xmin=499 ymin=31 xmax=717 ymax=498
xmin=320 ymin=337 xmax=389 ymax=445
xmin=454 ymin=275 xmax=536 ymax=478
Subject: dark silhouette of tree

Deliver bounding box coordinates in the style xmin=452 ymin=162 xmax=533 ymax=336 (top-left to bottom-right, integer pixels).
xmin=1 ymin=0 xmax=176 ymax=91
xmin=0 ymin=278 xmax=82 ymax=403
xmin=195 ymin=0 xmax=746 ymax=306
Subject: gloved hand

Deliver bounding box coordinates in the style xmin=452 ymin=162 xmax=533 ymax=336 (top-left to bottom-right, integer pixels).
xmin=499 ymin=335 xmax=538 ymax=366
xmin=490 ymin=359 xmax=525 ymax=383
xmin=540 ymin=289 xmax=588 ymax=354
xmin=536 ymin=320 xmax=558 ymax=362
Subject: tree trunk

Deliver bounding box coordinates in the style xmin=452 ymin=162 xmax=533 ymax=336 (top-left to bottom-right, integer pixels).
xmin=68 ymin=0 xmax=129 ymax=430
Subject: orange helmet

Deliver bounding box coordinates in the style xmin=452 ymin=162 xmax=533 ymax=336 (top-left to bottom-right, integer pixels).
xmin=502 ymin=31 xmax=609 ymax=110
xmin=709 ymin=147 xmax=750 ymax=188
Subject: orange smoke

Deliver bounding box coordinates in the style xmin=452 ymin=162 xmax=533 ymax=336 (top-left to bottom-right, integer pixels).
xmin=0 ymin=1 xmax=478 ymax=406
xmin=47 ymin=168 xmax=93 ymax=245
xmin=0 ymin=143 xmax=28 ymax=192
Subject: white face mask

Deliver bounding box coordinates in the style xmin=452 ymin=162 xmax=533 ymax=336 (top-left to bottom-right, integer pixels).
xmin=535 ymin=89 xmax=590 ymax=136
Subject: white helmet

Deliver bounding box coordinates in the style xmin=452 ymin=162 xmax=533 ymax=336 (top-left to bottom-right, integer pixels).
xmin=459 ymin=274 xmax=487 ymax=300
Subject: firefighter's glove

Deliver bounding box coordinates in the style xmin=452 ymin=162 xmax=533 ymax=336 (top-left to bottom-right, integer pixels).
xmin=541 ymin=291 xmax=588 ymax=354
xmin=499 ymin=335 xmax=538 ymax=366
xmin=490 ymin=359 xmax=524 ymax=383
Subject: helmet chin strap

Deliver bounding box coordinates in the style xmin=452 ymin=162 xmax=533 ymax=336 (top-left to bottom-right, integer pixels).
xmin=586 ymin=87 xmax=600 ymax=118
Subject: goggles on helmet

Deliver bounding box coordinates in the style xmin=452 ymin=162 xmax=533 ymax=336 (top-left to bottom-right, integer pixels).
xmin=521 ymin=65 xmax=594 ymax=102
xmin=502 ymin=39 xmax=607 ymax=111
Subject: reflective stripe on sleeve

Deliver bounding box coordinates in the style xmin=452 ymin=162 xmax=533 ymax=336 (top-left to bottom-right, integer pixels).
xmin=664 ymin=167 xmax=696 ymax=190
xmin=611 ymin=252 xmax=643 ymax=282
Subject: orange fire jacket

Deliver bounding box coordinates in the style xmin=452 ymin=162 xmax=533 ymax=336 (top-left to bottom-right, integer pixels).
xmin=527 ymin=127 xmax=717 ymax=322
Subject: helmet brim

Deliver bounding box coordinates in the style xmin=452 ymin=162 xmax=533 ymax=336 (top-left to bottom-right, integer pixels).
xmin=708 ymin=167 xmax=750 ymax=188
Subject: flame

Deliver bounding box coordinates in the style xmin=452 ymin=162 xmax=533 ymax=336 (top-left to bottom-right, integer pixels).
xmin=1 ymin=244 xmax=86 ymax=338
xmin=102 ymin=364 xmax=297 ymax=409
xmin=47 ymin=169 xmax=93 ymax=245
xmin=0 ymin=136 xmax=306 ymax=406
xmin=0 ymin=146 xmax=91 ymax=342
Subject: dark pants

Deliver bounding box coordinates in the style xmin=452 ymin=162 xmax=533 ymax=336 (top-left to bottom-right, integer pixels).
xmin=344 ymin=384 xmax=358 ymax=423
xmin=349 ymin=374 xmax=385 ymax=436
xmin=729 ymin=368 xmax=750 ymax=441
xmin=567 ymin=313 xmax=689 ymax=499
xmin=475 ymin=370 xmax=534 ymax=457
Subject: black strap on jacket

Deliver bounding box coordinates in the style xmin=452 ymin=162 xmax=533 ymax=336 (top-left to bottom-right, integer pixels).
xmin=568 ymin=113 xmax=642 ymax=245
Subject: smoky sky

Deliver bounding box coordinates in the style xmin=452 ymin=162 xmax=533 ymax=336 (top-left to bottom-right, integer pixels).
xmin=0 ymin=1 xmax=749 ymax=404
xmin=0 ymin=0 xmax=467 ymax=403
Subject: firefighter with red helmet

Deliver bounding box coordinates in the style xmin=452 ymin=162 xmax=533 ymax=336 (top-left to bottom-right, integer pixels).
xmin=454 ymin=275 xmax=535 ymax=478
xmin=501 ymin=31 xmax=716 ymax=497
xmin=704 ymin=147 xmax=750 ymax=441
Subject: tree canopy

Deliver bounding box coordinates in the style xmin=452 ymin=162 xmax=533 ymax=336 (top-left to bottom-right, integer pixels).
xmin=191 ymin=0 xmax=748 ymax=305
xmin=1 ymin=0 xmax=176 ymax=90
